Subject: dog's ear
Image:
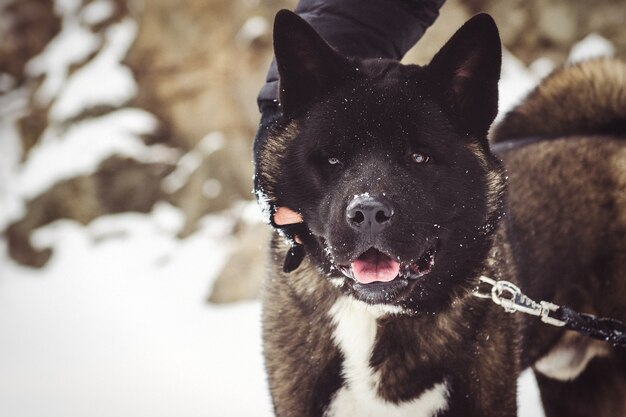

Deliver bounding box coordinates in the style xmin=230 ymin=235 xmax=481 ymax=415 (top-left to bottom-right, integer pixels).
xmin=273 ymin=10 xmax=356 ymax=116
xmin=426 ymin=13 xmax=501 ymax=139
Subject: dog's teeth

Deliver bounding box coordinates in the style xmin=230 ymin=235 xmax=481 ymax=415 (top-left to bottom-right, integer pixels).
xmin=339 ymin=265 xmax=354 ymax=280
xmin=401 ymin=264 xmax=411 ymax=279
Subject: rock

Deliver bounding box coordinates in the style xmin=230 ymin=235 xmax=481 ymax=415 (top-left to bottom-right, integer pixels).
xmin=208 ymin=221 xmax=270 ymax=304
xmin=125 ymin=0 xmax=296 ymax=226
xmin=126 ymin=0 xmax=296 ymax=146
xmin=461 ymin=0 xmax=626 ymax=64
xmin=174 ymin=137 xmax=255 ymax=237
xmin=0 ymin=0 xmax=61 ymax=85
xmin=5 ymin=156 xmax=175 ymax=267
xmin=403 ymin=0 xmax=471 ymax=65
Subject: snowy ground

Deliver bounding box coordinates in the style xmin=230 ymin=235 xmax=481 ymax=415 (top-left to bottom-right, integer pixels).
xmin=0 ymin=204 xmax=276 ymax=417
xmin=0 ymin=3 xmax=615 ymax=415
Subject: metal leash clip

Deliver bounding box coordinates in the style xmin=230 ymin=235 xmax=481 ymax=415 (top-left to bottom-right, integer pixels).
xmin=474 ymin=276 xmax=566 ymax=327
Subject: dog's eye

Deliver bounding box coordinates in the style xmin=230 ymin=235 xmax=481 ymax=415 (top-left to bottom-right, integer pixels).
xmin=328 ymin=157 xmax=341 ymax=165
xmin=410 ymin=152 xmax=430 ymax=164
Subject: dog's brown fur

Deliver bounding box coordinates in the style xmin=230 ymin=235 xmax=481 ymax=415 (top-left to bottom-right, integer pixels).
xmin=495 ymin=59 xmax=626 ymax=416
xmin=258 ymin=11 xmax=626 ymax=415
xmin=493 ymin=58 xmax=626 ymax=141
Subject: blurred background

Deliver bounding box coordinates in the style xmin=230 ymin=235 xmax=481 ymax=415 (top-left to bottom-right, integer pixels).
xmin=0 ymin=0 xmax=623 ymax=416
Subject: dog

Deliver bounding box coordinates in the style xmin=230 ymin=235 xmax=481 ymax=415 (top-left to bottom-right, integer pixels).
xmin=254 ymin=10 xmax=626 ymax=417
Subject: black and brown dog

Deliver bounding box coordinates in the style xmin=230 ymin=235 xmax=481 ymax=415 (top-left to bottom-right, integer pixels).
xmin=255 ymin=10 xmax=626 ymax=417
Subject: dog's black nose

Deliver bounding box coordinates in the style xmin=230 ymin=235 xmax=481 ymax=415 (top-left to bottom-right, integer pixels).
xmin=346 ymin=195 xmax=394 ymax=234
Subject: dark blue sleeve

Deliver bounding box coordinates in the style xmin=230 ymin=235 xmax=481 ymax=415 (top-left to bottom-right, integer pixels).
xmin=257 ymin=0 xmax=446 ymax=112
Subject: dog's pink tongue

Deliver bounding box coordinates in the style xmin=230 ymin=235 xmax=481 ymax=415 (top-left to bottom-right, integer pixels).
xmin=351 ymin=249 xmax=400 ymax=284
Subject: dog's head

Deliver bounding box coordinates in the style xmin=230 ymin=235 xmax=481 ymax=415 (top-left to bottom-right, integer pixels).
xmin=257 ymin=10 xmax=505 ymax=312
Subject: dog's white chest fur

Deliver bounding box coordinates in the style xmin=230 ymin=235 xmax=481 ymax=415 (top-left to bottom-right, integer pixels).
xmin=325 ymin=297 xmax=449 ymax=417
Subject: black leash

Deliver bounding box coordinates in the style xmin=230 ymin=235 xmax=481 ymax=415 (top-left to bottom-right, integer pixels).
xmin=474 ymin=277 xmax=626 ymax=348
xmin=554 ymin=306 xmax=626 ymax=348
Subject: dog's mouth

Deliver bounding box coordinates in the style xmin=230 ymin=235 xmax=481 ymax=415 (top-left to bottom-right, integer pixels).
xmin=333 ymin=243 xmax=439 ymax=304
xmin=337 ymin=243 xmax=438 ymax=285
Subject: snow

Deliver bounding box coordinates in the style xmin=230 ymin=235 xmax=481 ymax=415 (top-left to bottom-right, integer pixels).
xmin=55 ymin=0 xmax=82 ymax=15
xmin=16 ymin=108 xmax=177 ymax=201
xmin=80 ymin=0 xmax=116 ymax=26
xmin=254 ymin=186 xmax=273 ymax=224
xmin=568 ymin=33 xmax=615 ymax=63
xmin=26 ymin=1 xmax=100 ymax=106
xmin=518 ymin=371 xmax=544 ymax=416
xmin=0 ymin=204 xmax=274 ymax=417
xmin=203 ymin=178 xmax=223 ymax=198
xmin=237 ymin=16 xmax=270 ymax=44
xmin=0 ymin=73 xmax=16 ymax=93
xmin=497 ymin=50 xmax=546 ymax=121
xmin=50 ymin=18 xmax=139 ymax=121
xmin=4 ymin=11 xmax=177 ymax=228
xmin=497 ymin=33 xmax=615 ymax=119
xmin=162 ymin=132 xmax=225 ymax=194
xmin=0 ymin=88 xmax=28 ymax=230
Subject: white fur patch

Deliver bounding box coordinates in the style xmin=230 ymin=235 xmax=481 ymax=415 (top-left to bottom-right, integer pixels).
xmin=533 ymin=333 xmax=610 ymax=381
xmin=325 ymin=297 xmax=449 ymax=417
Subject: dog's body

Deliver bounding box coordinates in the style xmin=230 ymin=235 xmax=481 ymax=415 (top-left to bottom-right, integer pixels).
xmin=256 ymin=11 xmax=626 ymax=417
xmin=491 ymin=60 xmax=626 ymax=415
